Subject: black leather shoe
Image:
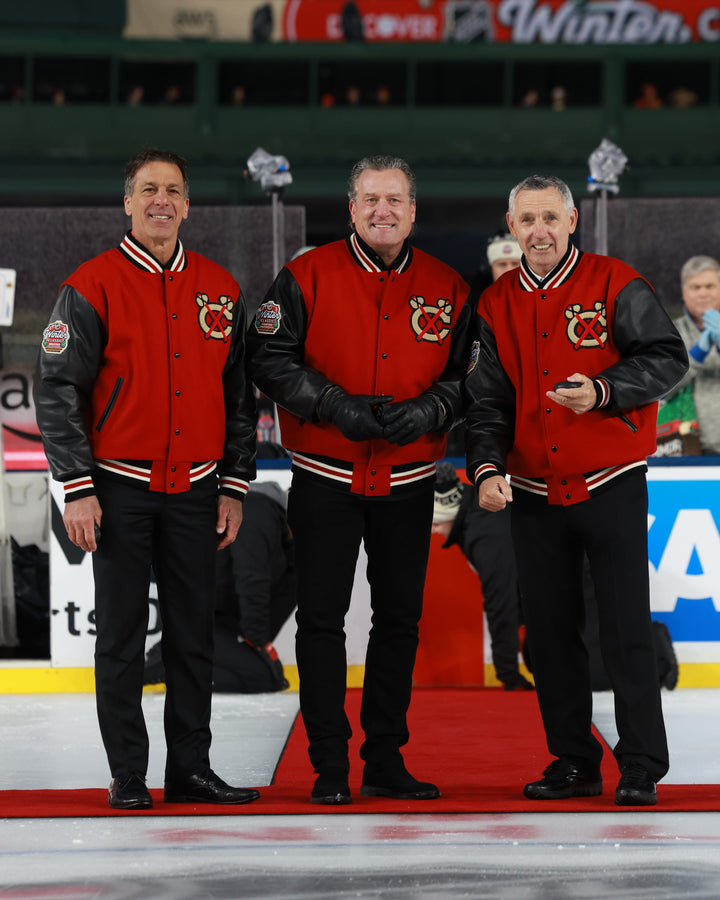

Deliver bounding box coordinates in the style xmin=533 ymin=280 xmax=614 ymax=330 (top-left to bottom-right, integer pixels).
xmin=311 ymin=770 xmax=352 ymax=805
xmin=523 ymin=758 xmax=603 ymax=800
xmin=108 ymin=773 xmax=153 ymax=810
xmin=615 ymin=762 xmax=657 ymax=806
xmin=361 ymin=764 xmax=441 ymax=800
xmin=164 ymin=768 xmax=260 ymax=805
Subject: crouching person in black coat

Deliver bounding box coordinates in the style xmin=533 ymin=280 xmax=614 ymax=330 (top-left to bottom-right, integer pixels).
xmin=145 ymin=480 xmax=296 ymax=693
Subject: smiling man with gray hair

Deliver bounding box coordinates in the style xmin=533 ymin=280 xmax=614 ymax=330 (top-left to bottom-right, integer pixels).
xmin=464 ymin=173 xmax=687 ymax=807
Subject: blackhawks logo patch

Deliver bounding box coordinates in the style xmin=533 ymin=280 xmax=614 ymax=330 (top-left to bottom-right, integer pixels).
xmin=565 ymin=301 xmax=608 ymax=349
xmin=254 ymin=299 xmax=282 ymax=335
xmin=196 ymin=293 xmax=234 ymax=342
xmin=41 ymin=320 xmax=70 ymax=354
xmin=409 ymin=295 xmax=453 ymax=345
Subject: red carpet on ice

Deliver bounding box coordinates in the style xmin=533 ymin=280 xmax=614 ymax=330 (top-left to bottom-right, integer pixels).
xmin=1 ymin=689 xmax=718 ymax=817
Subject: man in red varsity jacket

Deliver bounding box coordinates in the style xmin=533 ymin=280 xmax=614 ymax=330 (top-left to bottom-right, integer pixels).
xmin=247 ymin=155 xmax=473 ymax=805
xmin=465 ymin=174 xmax=688 ymax=807
xmin=34 ymin=149 xmax=260 ymax=810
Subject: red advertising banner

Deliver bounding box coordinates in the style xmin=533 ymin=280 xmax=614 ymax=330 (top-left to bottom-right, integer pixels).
xmin=281 ymin=0 xmax=720 ymax=44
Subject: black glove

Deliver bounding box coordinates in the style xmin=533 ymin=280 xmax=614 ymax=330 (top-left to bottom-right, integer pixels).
xmin=317 ymin=385 xmax=393 ymax=441
xmin=380 ymin=394 xmax=445 ymax=446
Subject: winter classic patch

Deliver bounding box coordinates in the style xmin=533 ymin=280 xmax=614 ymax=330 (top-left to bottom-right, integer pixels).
xmin=254 ymin=299 xmax=281 ymax=335
xmin=41 ymin=320 xmax=70 ymax=354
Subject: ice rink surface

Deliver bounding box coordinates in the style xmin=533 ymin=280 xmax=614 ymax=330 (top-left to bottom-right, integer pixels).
xmin=1 ymin=689 xmax=720 ymax=899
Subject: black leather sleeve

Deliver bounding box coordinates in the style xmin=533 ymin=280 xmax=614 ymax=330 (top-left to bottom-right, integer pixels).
xmin=598 ymin=278 xmax=690 ymax=409
xmin=424 ymin=289 xmax=477 ymax=431
xmin=463 ymin=314 xmax=516 ymax=484
xmin=246 ymin=267 xmax=335 ymax=423
xmin=219 ymin=291 xmax=257 ymax=488
xmin=33 ymin=284 xmax=105 ymax=483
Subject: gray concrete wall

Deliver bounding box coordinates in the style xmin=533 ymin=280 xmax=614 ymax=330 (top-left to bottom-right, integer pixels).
xmin=0 ymin=203 xmax=306 ymax=357
xmin=579 ymin=197 xmax=720 ymax=321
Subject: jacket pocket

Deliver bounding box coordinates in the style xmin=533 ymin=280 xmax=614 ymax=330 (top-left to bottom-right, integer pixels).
xmin=96 ymin=377 xmax=124 ymax=432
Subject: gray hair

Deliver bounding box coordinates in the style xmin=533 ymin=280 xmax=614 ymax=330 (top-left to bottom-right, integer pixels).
xmin=508 ymin=174 xmax=575 ymax=217
xmin=681 ymin=255 xmax=720 ymax=287
xmin=348 ymin=155 xmax=417 ymax=203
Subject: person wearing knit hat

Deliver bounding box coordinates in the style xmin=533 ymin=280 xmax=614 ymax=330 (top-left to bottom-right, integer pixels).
xmin=486 ymin=233 xmax=521 ymax=282
xmin=432 ymin=462 xmax=533 ymax=691
xmin=432 ymin=461 xmax=464 ymax=524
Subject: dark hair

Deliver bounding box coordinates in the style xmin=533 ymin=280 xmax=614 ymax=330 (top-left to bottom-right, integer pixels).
xmin=347 ymin=155 xmax=416 ymax=203
xmin=124 ymin=148 xmax=189 ymax=199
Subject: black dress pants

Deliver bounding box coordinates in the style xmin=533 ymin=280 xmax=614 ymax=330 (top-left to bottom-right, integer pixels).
xmin=510 ymin=469 xmax=669 ymax=782
xmin=288 ymin=468 xmax=434 ymax=775
xmin=92 ymin=472 xmax=218 ymax=781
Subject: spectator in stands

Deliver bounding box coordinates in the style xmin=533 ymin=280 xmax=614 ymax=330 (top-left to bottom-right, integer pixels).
xmin=344 ymin=84 xmax=362 ymax=105
xmin=465 ymin=232 xmax=523 ymax=321
xmin=247 ymin=154 xmax=473 ymax=806
xmin=551 ymin=85 xmax=567 ymax=111
xmin=634 ymin=82 xmax=662 ymax=109
xmin=487 ymin=232 xmax=522 ymax=282
xmin=432 ymin=462 xmax=532 ymax=691
xmin=375 ymin=84 xmax=392 ymax=106
xmin=34 ymin=148 xmax=260 ymax=811
xmin=668 ymin=87 xmax=697 ymax=109
xmin=464 ymin=173 xmax=687 ymax=807
xmin=662 ymin=255 xmax=720 ymax=454
xmin=162 ymin=84 xmax=182 ymax=104
xmin=144 ymin=480 xmax=296 ymax=694
xmin=519 ymin=88 xmax=539 ymax=108
xmin=126 ymin=84 xmax=144 ymax=106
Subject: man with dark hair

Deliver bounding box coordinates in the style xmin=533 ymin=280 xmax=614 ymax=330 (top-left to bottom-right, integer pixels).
xmin=34 ymin=148 xmax=260 ymax=810
xmin=248 ymin=155 xmax=472 ymax=805
xmin=465 ymin=173 xmax=687 ymax=807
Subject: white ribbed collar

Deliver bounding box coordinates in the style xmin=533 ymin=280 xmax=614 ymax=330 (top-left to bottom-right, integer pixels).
xmin=519 ymin=244 xmax=581 ymax=291
xmin=348 ymin=232 xmax=412 ymax=274
xmin=119 ymin=231 xmax=186 ymax=274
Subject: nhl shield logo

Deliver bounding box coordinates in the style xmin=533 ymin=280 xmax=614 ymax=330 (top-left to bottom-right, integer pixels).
xmin=41 ymin=320 xmax=70 ymax=354
xmin=255 ymin=299 xmax=282 ymax=335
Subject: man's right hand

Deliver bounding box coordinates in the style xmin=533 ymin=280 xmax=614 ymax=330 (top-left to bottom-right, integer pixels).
xmin=478 ymin=475 xmax=513 ymax=511
xmin=317 ymin=386 xmax=393 ymax=441
xmin=63 ymin=495 xmax=103 ymax=553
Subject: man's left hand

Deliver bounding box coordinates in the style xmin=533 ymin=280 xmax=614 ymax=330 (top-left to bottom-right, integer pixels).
xmin=546 ymin=373 xmax=596 ymax=415
xmin=381 ymin=395 xmax=443 ymax=446
xmin=216 ymin=494 xmax=244 ymax=549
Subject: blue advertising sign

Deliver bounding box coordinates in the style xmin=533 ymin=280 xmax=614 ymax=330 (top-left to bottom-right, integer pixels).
xmin=648 ymin=466 xmax=720 ymax=654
